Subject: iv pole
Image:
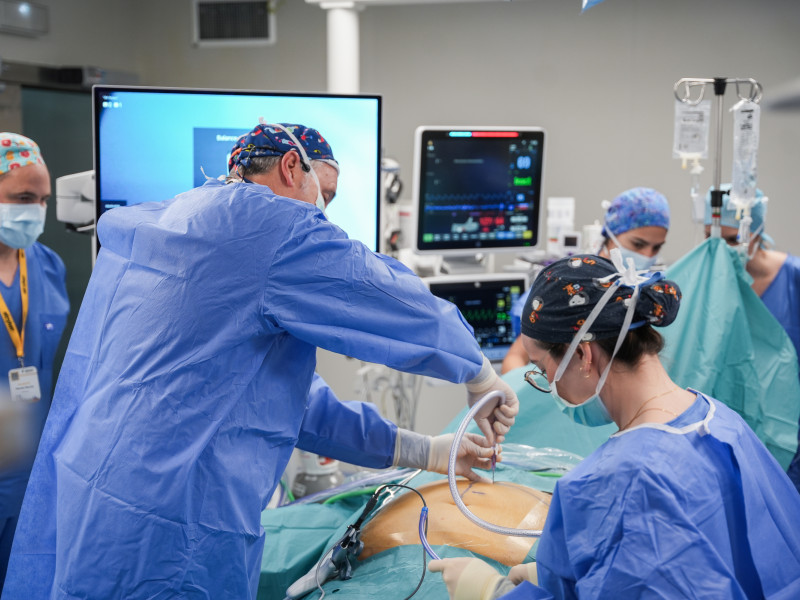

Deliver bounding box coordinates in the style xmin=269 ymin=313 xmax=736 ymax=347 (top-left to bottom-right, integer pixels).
xmin=673 ymin=77 xmax=762 ymax=238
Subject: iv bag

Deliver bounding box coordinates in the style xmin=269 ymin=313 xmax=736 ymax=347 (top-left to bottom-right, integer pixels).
xmin=729 ymin=99 xmax=761 ymax=212
xmin=673 ymin=99 xmax=711 ymax=159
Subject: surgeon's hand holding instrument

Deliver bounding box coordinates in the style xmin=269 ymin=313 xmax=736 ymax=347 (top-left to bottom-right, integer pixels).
xmin=393 ymin=429 xmax=495 ymax=482
xmin=449 ymin=390 xmax=543 ymax=538
xmin=465 ymin=355 xmax=519 ymax=444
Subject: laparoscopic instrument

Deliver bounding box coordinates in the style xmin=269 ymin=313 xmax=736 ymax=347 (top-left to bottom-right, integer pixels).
xmin=284 ymin=477 xmax=436 ymax=600
xmin=448 ymin=390 xmax=543 ymax=538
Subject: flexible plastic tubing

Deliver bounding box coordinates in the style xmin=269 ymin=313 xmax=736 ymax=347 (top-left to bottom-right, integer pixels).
xmin=448 ymin=390 xmax=543 ymax=537
xmin=287 ymin=467 xmax=416 ymax=506
xmin=322 ymin=486 xmax=381 ymax=505
xmin=418 ymin=507 xmax=441 ymax=560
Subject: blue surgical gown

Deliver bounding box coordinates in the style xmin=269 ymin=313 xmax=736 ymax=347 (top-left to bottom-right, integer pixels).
xmin=0 ymin=243 xmax=68 ymax=590
xmin=760 ymin=254 xmax=800 ymax=493
xmin=2 ymin=180 xmax=483 ymax=600
xmin=497 ymin=393 xmax=800 ymax=599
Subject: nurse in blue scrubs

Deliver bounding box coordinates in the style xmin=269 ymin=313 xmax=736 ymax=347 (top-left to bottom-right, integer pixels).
xmin=0 ymin=133 xmax=68 ymax=594
xmin=703 ymin=184 xmax=800 ymax=494
xmin=430 ymin=253 xmax=800 ymax=600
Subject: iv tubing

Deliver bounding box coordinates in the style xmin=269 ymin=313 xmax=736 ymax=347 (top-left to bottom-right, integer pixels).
xmin=448 ymin=390 xmax=542 ymax=537
xmin=418 ymin=507 xmax=440 ymax=560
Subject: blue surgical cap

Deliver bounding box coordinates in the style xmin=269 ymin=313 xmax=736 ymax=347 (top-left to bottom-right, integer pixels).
xmin=703 ymin=183 xmax=766 ymax=232
xmin=229 ymin=123 xmax=337 ymax=173
xmin=602 ymin=187 xmax=670 ymax=237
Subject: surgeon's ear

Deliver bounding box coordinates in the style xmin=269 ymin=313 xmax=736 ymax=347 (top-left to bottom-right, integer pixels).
xmin=279 ymin=151 xmax=304 ymax=189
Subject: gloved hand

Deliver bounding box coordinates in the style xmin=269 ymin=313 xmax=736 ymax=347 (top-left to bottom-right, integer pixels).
xmin=466 ymin=355 xmax=520 ymax=445
xmin=392 ymin=430 xmax=496 ymax=482
xmin=508 ymin=562 xmax=538 ymax=585
xmin=428 ymin=432 xmax=495 ymax=482
xmin=428 ymin=557 xmax=504 ymax=600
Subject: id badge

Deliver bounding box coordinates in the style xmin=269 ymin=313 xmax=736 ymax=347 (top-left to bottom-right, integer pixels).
xmin=9 ymin=366 xmax=41 ymax=403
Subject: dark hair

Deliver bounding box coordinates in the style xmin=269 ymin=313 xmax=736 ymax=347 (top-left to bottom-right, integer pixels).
xmin=534 ymin=324 xmax=664 ymax=367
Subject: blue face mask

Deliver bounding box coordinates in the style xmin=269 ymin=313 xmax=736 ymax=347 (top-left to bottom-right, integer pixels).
xmin=618 ymin=246 xmax=657 ymax=271
xmin=0 ymin=203 xmax=46 ymax=249
xmin=550 ymin=382 xmax=614 ymax=427
xmin=606 ymin=229 xmax=658 ymax=271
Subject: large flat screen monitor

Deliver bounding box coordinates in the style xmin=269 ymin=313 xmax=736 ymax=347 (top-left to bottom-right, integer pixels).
xmin=413 ymin=126 xmax=545 ymax=255
xmin=424 ymin=273 xmax=527 ymax=363
xmin=93 ymin=85 xmax=382 ymax=251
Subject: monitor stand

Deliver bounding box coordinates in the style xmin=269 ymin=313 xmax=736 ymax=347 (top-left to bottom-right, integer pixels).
xmin=441 ymin=253 xmax=494 ymax=276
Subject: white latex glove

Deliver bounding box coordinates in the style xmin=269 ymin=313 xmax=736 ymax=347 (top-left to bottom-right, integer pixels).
xmin=428 ymin=557 xmax=504 ymax=600
xmin=466 ymin=355 xmax=520 ymax=444
xmin=392 ymin=430 xmax=496 ymax=482
xmin=508 ymin=562 xmax=538 ymax=585
xmin=427 ymin=432 xmax=496 ymax=482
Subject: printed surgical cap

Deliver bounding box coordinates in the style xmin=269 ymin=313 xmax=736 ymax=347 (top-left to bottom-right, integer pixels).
xmin=0 ymin=133 xmax=44 ymax=174
xmin=703 ymin=183 xmax=766 ymax=233
xmin=228 ymin=123 xmax=337 ymax=173
xmin=520 ymin=254 xmax=681 ymax=343
xmin=602 ymin=187 xmax=670 ymax=237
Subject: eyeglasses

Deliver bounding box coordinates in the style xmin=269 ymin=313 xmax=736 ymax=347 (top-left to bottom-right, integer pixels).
xmin=524 ymin=366 xmax=551 ymax=393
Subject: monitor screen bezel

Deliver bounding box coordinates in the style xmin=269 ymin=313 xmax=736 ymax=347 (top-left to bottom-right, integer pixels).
xmin=92 ymin=84 xmax=382 ymax=253
xmin=412 ymin=125 xmax=545 ymax=256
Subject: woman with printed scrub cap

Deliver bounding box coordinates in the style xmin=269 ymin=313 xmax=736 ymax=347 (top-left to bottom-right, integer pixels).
xmin=0 ymin=133 xmax=68 ymax=594
xmin=430 ymin=253 xmax=800 ymax=599
xmin=704 ymin=184 xmax=800 ymax=494
xmin=501 ymin=187 xmax=670 ymax=374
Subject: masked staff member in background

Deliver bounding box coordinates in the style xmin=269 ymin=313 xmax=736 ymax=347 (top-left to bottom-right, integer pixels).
xmin=0 ymin=133 xmax=68 ymax=594
xmin=502 ymin=187 xmax=670 ymax=374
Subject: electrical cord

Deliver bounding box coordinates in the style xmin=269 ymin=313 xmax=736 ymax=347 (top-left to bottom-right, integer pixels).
xmin=311 ymin=483 xmax=432 ymax=600
xmin=376 ymin=483 xmax=431 ymax=600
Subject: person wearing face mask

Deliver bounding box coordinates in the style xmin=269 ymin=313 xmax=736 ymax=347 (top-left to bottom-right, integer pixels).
xmin=501 ymin=187 xmax=670 ymax=374
xmin=429 ymin=253 xmax=800 ymax=600
xmin=0 ymin=133 xmax=68 ymax=594
xmin=597 ymin=186 xmax=670 ymax=270
xmin=2 ymin=122 xmax=518 ymax=600
xmin=703 ymin=184 xmax=800 ymax=493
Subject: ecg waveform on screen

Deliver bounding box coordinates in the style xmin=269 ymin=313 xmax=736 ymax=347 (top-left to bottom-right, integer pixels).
xmin=424 ymin=191 xmax=515 ymax=205
xmin=459 ymin=308 xmax=509 ymax=323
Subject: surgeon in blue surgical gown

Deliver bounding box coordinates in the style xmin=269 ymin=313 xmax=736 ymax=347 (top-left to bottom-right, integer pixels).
xmin=430 ymin=253 xmax=800 ymax=599
xmin=704 ymin=184 xmax=800 ymax=494
xmin=2 ymin=122 xmax=518 ymax=599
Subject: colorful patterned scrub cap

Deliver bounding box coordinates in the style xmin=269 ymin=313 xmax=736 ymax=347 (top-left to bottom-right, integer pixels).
xmin=520 ymin=254 xmax=681 ymax=343
xmin=602 ymin=187 xmax=670 ymax=237
xmin=0 ymin=133 xmax=44 ymax=174
xmin=228 ymin=122 xmax=338 ymax=174
xmin=703 ymin=183 xmax=766 ymax=232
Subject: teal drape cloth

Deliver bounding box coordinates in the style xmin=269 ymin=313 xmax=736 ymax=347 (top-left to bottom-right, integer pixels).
xmin=661 ymin=237 xmax=800 ymax=469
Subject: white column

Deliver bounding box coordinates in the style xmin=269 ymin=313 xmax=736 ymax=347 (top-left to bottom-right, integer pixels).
xmin=322 ymin=3 xmax=361 ymax=94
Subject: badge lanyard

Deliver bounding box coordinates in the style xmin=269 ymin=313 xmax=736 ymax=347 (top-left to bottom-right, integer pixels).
xmin=0 ymin=249 xmax=29 ymax=366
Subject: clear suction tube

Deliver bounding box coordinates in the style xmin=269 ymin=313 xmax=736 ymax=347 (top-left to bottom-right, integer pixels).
xmin=448 ymin=390 xmax=543 ymax=537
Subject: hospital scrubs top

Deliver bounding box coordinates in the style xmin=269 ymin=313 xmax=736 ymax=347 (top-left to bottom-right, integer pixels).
xmin=3 ymin=180 xmax=483 ymax=600
xmin=0 ymin=243 xmax=68 ymax=590
xmin=760 ymin=253 xmax=800 ymax=492
xmin=499 ymin=393 xmax=800 ymax=599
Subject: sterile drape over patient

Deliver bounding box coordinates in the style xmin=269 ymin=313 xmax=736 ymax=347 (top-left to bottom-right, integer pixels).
xmin=661 ymin=237 xmax=800 ymax=468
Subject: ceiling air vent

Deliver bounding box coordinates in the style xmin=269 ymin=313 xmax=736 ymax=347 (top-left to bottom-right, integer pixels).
xmin=193 ymin=0 xmax=275 ymax=47
xmin=0 ymin=1 xmax=48 ymax=37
